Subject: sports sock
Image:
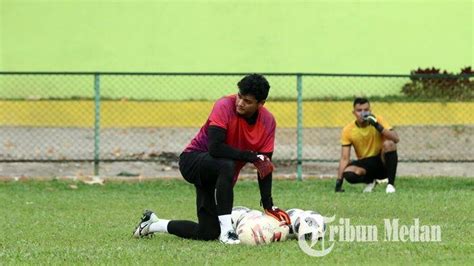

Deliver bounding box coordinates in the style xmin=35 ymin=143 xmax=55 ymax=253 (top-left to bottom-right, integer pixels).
xmin=149 ymin=219 xmax=170 ymax=233
xmin=384 ymin=151 xmax=398 ymax=185
xmin=215 ymin=173 xmax=234 ymax=215
xmin=218 ymin=214 xmax=233 ymax=235
xmin=167 ymin=220 xmax=200 ymax=239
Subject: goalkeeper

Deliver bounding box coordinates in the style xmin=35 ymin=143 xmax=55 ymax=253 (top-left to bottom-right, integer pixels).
xmin=335 ymin=97 xmax=400 ymax=193
xmin=133 ymin=74 xmax=290 ymax=244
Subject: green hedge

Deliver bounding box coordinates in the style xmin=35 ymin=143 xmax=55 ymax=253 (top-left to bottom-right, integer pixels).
xmin=401 ymin=67 xmax=473 ymax=100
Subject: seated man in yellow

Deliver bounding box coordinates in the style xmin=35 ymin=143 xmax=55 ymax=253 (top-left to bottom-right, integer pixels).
xmin=335 ymin=97 xmax=400 ymax=193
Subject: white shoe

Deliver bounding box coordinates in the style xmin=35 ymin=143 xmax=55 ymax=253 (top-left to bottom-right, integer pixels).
xmin=219 ymin=230 xmax=240 ymax=244
xmin=133 ymin=210 xmax=159 ymax=238
xmin=386 ymin=184 xmax=396 ymax=193
xmin=363 ymin=181 xmax=376 ymax=193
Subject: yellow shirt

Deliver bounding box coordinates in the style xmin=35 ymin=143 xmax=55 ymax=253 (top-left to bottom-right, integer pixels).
xmin=340 ymin=115 xmax=392 ymax=159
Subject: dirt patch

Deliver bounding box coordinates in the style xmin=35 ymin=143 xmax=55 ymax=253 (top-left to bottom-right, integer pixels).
xmin=0 ymin=125 xmax=472 ymax=178
xmin=0 ymin=161 xmax=472 ymax=181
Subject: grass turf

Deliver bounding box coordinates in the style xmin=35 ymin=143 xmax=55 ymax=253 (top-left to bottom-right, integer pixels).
xmin=0 ymin=177 xmax=472 ymax=264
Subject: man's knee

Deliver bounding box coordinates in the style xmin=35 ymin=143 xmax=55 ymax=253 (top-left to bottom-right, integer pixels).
xmin=343 ymin=171 xmax=362 ymax=184
xmin=216 ymin=159 xmax=235 ymax=175
xmin=383 ymin=140 xmax=397 ymax=152
xmin=344 ymin=165 xmax=366 ymax=176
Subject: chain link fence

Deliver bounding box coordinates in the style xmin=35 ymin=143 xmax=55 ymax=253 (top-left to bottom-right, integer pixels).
xmin=1 ymin=72 xmax=473 ymax=176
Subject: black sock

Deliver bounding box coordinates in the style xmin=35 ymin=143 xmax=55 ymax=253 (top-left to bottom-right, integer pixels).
xmin=384 ymin=151 xmax=398 ymax=185
xmin=215 ymin=163 xmax=234 ymax=215
xmin=168 ymin=220 xmax=199 ymax=239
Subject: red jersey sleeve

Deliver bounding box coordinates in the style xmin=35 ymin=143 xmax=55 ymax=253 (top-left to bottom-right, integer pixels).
xmin=208 ymin=97 xmax=232 ymax=130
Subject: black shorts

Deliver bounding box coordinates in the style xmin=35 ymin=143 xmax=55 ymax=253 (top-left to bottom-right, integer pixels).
xmin=348 ymin=154 xmax=387 ymax=181
xmin=179 ymin=152 xmax=220 ymax=215
xmin=177 ymin=152 xmax=230 ymax=239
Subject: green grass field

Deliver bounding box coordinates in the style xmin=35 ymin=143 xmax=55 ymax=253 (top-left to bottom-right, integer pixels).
xmin=0 ymin=178 xmax=472 ymax=264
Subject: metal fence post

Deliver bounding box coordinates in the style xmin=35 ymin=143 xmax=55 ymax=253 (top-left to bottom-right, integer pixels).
xmin=296 ymin=74 xmax=303 ymax=181
xmin=93 ymin=74 xmax=101 ymax=176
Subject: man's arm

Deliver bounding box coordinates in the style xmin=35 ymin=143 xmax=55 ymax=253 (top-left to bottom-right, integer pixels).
xmin=207 ymin=126 xmax=258 ymax=162
xmin=258 ymin=152 xmax=273 ymax=209
xmin=381 ymin=129 xmax=399 ymax=143
xmin=336 ymin=145 xmax=351 ymax=192
xmin=365 ymin=114 xmax=399 ymax=143
xmin=257 ymin=152 xmax=290 ymax=225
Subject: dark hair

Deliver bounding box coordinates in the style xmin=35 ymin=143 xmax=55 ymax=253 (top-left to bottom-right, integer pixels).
xmin=237 ymin=74 xmax=270 ymax=102
xmin=353 ymin=97 xmax=370 ymax=107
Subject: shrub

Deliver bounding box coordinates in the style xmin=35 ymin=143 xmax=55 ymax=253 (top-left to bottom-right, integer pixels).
xmin=401 ymin=67 xmax=473 ymax=100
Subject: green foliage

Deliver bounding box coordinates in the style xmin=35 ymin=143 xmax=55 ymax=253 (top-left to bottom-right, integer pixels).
xmin=401 ymin=67 xmax=474 ymax=100
xmin=0 ymin=178 xmax=472 ymax=264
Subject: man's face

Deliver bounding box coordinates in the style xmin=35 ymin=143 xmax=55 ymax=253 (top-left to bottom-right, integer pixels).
xmin=353 ymin=102 xmax=371 ymax=124
xmin=236 ymin=93 xmax=264 ymax=118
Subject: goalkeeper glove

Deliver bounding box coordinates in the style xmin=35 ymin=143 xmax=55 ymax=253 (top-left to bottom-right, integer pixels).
xmin=363 ymin=113 xmax=384 ymax=133
xmin=264 ymin=207 xmax=291 ymax=225
xmin=253 ymin=154 xmax=274 ymax=179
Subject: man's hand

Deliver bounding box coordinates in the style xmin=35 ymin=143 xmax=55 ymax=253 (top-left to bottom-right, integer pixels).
xmin=335 ymin=178 xmax=345 ymax=192
xmin=264 ymin=207 xmax=291 ymax=225
xmin=364 ymin=113 xmax=384 ymax=133
xmin=253 ymin=154 xmax=274 ymax=179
